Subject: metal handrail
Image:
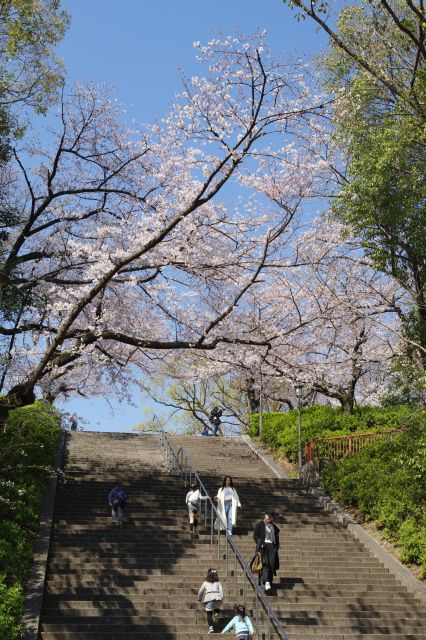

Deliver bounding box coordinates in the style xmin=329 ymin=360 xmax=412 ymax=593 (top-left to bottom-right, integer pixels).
xmin=158 ymin=429 xmax=289 ymax=640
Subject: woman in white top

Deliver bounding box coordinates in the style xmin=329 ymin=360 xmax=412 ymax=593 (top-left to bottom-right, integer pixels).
xmin=215 ymin=475 xmax=241 ymax=536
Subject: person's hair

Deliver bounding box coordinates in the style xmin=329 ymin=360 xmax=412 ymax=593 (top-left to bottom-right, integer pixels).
xmin=236 ymin=604 xmax=246 ymax=618
xmin=221 ymin=475 xmax=234 ymax=489
xmin=190 ymin=483 xmax=197 ymax=490
xmin=206 ymin=568 xmax=219 ymax=583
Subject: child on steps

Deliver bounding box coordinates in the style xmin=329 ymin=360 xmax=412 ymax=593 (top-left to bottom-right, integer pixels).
xmin=185 ymin=482 xmax=207 ymax=538
xmin=221 ymin=604 xmax=254 ymax=639
xmin=198 ymin=568 xmax=223 ymax=633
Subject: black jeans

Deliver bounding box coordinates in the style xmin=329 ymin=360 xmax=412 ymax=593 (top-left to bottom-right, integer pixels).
xmin=260 ymin=543 xmax=278 ymax=584
xmin=207 ymin=609 xmax=220 ymax=626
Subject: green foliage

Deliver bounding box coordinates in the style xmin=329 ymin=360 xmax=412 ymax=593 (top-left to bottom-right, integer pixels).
xmin=0 ymin=0 xmax=70 ymax=114
xmin=250 ymin=404 xmax=418 ymax=462
xmin=0 ymin=578 xmax=22 ymax=640
xmin=320 ymin=0 xmax=426 ymax=356
xmin=0 ymin=401 xmax=61 ymax=639
xmin=321 ymin=423 xmax=426 ymax=576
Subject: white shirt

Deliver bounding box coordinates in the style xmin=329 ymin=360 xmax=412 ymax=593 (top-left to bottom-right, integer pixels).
xmin=265 ymin=522 xmax=274 ymax=543
xmin=224 ymin=487 xmax=233 ymax=501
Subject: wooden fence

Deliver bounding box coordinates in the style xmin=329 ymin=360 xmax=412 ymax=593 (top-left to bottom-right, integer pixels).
xmin=305 ymin=428 xmax=407 ymax=463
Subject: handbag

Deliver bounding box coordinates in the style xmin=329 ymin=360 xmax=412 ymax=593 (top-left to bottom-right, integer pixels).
xmin=250 ymin=551 xmax=263 ymax=573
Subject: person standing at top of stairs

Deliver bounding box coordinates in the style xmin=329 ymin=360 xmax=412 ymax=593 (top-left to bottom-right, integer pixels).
xmin=209 ymin=405 xmax=223 ymax=435
xmin=253 ymin=510 xmax=280 ymax=593
xmin=108 ymin=485 xmax=127 ymax=527
xmin=214 ymin=475 xmax=241 ymax=536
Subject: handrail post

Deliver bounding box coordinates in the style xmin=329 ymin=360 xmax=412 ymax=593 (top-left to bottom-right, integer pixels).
xmin=233 ymin=547 xmax=237 ymax=595
xmin=225 ymin=533 xmax=228 ymax=577
xmin=268 ymin=606 xmax=271 ymax=640
xmin=255 ymin=588 xmax=259 ymax=635
xmin=217 ymin=518 xmax=220 ymax=560
xmin=210 ymin=501 xmax=213 ymax=545
xmin=243 ymin=566 xmax=247 ymax=608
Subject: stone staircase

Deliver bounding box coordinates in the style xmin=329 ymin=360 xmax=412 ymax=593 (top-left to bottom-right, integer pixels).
xmin=171 ymin=436 xmax=426 ymax=640
xmin=38 ymin=431 xmax=426 ymax=640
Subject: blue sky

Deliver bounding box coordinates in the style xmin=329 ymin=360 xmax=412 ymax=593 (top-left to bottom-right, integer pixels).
xmin=54 ymin=0 xmax=327 ymax=432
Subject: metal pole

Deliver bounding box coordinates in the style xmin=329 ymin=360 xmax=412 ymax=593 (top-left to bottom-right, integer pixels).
xmin=297 ymin=402 xmax=302 ymax=477
xmin=233 ymin=549 xmax=237 ymax=595
xmin=217 ymin=518 xmax=220 ymax=560
xmin=255 ymin=588 xmax=259 ymax=635
xmin=258 ymin=306 xmax=263 ymax=440
xmin=225 ymin=532 xmax=228 ymax=577
xmin=267 ymin=607 xmax=271 ymax=640
xmin=259 ymin=368 xmax=263 ymax=439
xmin=243 ymin=566 xmax=247 ymax=607
xmin=210 ymin=502 xmax=213 ymax=545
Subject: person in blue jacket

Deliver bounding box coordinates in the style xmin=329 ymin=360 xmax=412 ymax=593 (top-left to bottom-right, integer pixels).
xmin=221 ymin=604 xmax=254 ymax=639
xmin=108 ymin=486 xmax=127 ymax=527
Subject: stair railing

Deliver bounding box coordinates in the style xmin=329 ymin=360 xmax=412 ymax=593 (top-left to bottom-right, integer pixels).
xmin=158 ymin=430 xmax=289 ymax=640
xmin=305 ymin=428 xmax=407 ymax=462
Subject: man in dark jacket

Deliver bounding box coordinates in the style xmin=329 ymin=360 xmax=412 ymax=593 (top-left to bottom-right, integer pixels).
xmin=108 ymin=486 xmax=127 ymax=527
xmin=253 ymin=510 xmax=280 ymax=592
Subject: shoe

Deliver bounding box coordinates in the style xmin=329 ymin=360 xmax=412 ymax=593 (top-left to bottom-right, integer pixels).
xmin=265 ymin=581 xmax=272 ymax=592
xmin=212 ymin=612 xmax=220 ymax=624
xmin=208 ymin=626 xmax=214 ymax=633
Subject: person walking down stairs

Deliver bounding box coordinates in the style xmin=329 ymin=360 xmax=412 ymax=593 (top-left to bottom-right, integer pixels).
xmin=221 ymin=604 xmax=254 ymax=639
xmin=214 ymin=475 xmax=241 ymax=536
xmin=198 ymin=568 xmax=224 ymax=634
xmin=185 ymin=482 xmax=208 ymax=538
xmin=253 ymin=510 xmax=280 ymax=593
xmin=108 ymin=485 xmax=127 ymax=527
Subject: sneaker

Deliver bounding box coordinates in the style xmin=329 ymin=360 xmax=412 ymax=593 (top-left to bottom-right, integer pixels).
xmin=265 ymin=581 xmax=272 ymax=592
xmin=208 ymin=626 xmax=214 ymax=633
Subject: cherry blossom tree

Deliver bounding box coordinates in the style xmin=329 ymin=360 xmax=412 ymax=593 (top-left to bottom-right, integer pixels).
xmin=157 ymin=218 xmax=405 ymax=416
xmin=0 ymin=34 xmax=330 ymax=419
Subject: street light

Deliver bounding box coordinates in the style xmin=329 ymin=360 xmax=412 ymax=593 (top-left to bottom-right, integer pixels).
xmin=295 ymin=384 xmax=303 ymax=477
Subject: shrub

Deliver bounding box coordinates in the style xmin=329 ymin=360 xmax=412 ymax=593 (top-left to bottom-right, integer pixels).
xmin=321 ymin=424 xmax=426 ymax=577
xmin=250 ymin=404 xmax=418 ymax=463
xmin=0 ymin=402 xmax=61 ymax=640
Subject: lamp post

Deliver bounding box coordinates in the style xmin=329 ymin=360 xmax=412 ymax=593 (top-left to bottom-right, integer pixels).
xmin=295 ymin=385 xmax=303 ymax=477
xmin=258 ymin=367 xmax=263 ymax=439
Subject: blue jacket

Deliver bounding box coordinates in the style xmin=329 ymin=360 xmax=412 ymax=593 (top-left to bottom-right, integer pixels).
xmin=108 ymin=487 xmax=127 ymax=505
xmin=221 ymin=615 xmax=254 ymax=635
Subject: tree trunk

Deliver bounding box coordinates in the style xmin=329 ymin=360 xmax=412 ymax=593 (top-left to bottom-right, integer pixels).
xmin=0 ymin=382 xmax=36 ymax=426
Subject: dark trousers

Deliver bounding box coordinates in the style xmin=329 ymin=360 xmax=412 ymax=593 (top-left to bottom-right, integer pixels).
xmin=260 ymin=543 xmax=278 ymax=584
xmin=207 ymin=609 xmax=220 ymax=626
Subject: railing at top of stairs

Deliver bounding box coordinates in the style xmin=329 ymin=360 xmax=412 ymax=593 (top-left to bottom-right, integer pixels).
xmin=305 ymin=428 xmax=407 ymax=463
xmin=158 ymin=429 xmax=289 ymax=640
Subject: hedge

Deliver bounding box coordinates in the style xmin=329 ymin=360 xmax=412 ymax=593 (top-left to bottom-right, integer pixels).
xmin=250 ymin=404 xmax=426 ymax=577
xmin=250 ymin=404 xmax=421 ymax=463
xmin=0 ymin=402 xmax=61 ymax=640
xmin=322 ymin=425 xmax=426 ymax=577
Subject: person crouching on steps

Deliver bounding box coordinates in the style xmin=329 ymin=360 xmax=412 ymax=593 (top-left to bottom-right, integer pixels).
xmin=185 ymin=482 xmax=207 ymax=538
xmin=108 ymin=486 xmax=127 ymax=527
xmin=198 ymin=568 xmax=223 ymax=633
xmin=221 ymin=604 xmax=254 ymax=639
